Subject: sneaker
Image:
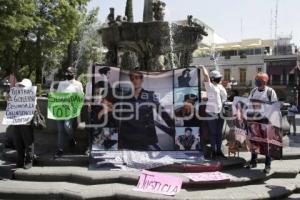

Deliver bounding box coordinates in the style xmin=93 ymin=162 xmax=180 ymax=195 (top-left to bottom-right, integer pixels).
xmin=216 ymin=151 xmax=227 ymax=159
xmin=263 ymin=166 xmax=271 ymax=174
xmin=210 ymin=151 xmax=216 ymax=160
xmin=69 ymin=139 xmax=77 ymax=153
xmin=55 ymin=149 xmax=64 ymax=157
xmin=246 ymin=162 xmax=257 ymax=169
xmin=24 ymin=160 xmax=33 ymax=169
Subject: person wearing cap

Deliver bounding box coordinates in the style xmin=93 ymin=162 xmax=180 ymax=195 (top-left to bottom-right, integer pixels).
xmin=198 ymin=65 xmax=227 ymax=159
xmin=55 ymin=67 xmax=84 ymax=157
xmin=246 ymin=72 xmax=278 ymax=174
xmin=8 ymin=79 xmax=35 ymax=169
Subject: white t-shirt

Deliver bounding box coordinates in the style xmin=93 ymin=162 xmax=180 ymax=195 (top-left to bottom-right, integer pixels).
xmin=288 ymin=105 xmax=298 ymax=117
xmin=204 ymin=82 xmax=227 ymax=114
xmin=248 ymin=86 xmax=277 ymax=103
xmin=57 ymin=79 xmax=84 ymax=94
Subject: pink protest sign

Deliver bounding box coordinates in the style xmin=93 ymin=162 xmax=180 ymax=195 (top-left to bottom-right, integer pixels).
xmin=185 ymin=171 xmax=231 ymax=182
xmin=133 ymin=170 xmax=182 ymax=196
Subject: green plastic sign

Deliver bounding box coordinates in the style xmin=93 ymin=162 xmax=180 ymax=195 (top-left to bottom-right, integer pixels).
xmin=47 ymin=92 xmax=84 ymax=120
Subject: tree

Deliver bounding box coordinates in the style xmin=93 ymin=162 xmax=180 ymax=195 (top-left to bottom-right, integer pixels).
xmin=125 ymin=0 xmax=133 ymax=22
xmin=0 ymin=0 xmax=90 ymax=84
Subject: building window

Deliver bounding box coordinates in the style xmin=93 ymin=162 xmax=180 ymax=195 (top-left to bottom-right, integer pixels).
xmin=240 ymin=68 xmax=246 ymax=85
xmin=289 ymin=74 xmax=295 ymax=85
xmin=272 ymin=75 xmax=281 ymax=85
xmin=224 ymin=69 xmax=231 ymax=81
xmin=257 ymin=67 xmax=262 ymax=73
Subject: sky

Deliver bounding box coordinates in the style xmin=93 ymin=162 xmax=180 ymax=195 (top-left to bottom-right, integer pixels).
xmin=87 ymin=0 xmax=300 ymax=45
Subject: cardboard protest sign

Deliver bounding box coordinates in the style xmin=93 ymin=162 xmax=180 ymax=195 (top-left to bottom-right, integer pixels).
xmin=2 ymin=87 xmax=37 ymax=125
xmin=185 ymin=171 xmax=231 ymax=183
xmin=47 ymin=92 xmax=84 ymax=120
xmin=133 ymin=170 xmax=182 ymax=196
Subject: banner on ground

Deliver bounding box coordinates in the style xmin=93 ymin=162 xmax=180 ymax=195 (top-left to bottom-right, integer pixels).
xmin=2 ymin=86 xmax=37 ymax=125
xmin=89 ymin=65 xmax=203 ymax=169
xmin=47 ymin=92 xmax=84 ymax=120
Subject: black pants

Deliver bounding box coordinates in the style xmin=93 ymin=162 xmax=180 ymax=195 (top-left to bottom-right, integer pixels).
xmin=11 ymin=125 xmax=34 ymax=166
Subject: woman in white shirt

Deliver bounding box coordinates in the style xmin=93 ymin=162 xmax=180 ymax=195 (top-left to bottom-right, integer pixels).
xmin=198 ymin=65 xmax=227 ymax=160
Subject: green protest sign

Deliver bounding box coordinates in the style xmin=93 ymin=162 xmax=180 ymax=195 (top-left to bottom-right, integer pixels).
xmin=47 ymin=92 xmax=84 ymax=120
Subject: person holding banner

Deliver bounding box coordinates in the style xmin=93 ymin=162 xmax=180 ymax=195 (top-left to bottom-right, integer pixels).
xmin=246 ymin=72 xmax=278 ymax=174
xmin=198 ymin=65 xmax=227 ymax=159
xmin=6 ymin=79 xmax=36 ymax=169
xmin=55 ymin=67 xmax=84 ymax=157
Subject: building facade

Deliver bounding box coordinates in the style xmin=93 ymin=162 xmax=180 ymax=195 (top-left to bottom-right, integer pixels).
xmin=193 ymin=37 xmax=299 ymax=102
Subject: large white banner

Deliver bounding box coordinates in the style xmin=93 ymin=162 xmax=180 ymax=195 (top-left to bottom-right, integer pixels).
xmin=2 ymin=86 xmax=37 ymax=125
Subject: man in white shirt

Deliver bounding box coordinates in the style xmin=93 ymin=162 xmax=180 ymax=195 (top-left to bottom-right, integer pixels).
xmin=198 ymin=65 xmax=227 ymax=159
xmin=247 ymin=72 xmax=278 ymax=174
xmin=55 ymin=67 xmax=84 ymax=157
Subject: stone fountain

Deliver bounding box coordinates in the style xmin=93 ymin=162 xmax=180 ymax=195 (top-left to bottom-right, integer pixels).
xmin=100 ymin=0 xmax=207 ymax=71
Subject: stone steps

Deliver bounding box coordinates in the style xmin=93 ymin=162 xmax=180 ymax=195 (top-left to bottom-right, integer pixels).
xmin=12 ymin=166 xmax=267 ymax=188
xmin=1 ymin=139 xmax=300 ymax=199
xmin=0 ymin=178 xmax=298 ymax=200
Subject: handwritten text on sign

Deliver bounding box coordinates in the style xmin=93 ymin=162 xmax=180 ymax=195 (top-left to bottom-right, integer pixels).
xmin=185 ymin=171 xmax=231 ymax=182
xmin=2 ymin=87 xmax=37 ymax=125
xmin=133 ymin=170 xmax=182 ymax=196
xmin=47 ymin=92 xmax=84 ymax=120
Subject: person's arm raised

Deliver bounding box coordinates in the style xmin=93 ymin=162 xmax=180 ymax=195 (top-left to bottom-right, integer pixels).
xmin=197 ymin=65 xmax=210 ymax=82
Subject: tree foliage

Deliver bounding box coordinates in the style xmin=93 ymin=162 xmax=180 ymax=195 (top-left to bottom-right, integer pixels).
xmin=0 ymin=0 xmax=100 ymax=84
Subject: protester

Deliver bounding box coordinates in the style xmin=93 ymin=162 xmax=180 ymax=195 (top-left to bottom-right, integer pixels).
xmin=246 ymin=72 xmax=278 ymax=174
xmin=8 ymin=79 xmax=35 ymax=169
xmin=287 ymin=102 xmax=298 ymax=136
xmin=198 ymin=65 xmax=227 ymax=159
xmin=55 ymin=67 xmax=84 ymax=157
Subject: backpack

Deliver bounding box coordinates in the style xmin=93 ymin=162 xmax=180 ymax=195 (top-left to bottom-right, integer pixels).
xmin=250 ymin=87 xmax=273 ymax=103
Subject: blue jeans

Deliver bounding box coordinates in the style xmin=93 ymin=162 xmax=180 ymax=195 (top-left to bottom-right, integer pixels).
xmin=206 ymin=113 xmax=224 ymax=152
xmin=57 ymin=119 xmax=77 ymax=151
xmin=251 ymin=152 xmax=272 ymax=167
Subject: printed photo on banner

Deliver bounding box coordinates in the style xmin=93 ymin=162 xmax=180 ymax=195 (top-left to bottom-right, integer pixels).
xmin=91 ymin=65 xmax=120 ymax=128
xmin=2 ymin=86 xmax=37 ymax=125
xmin=92 ymin=128 xmax=119 ymax=151
xmin=231 ymin=97 xmax=248 ymax=144
xmin=174 ymin=67 xmax=199 ymax=88
xmin=118 ymin=70 xmax=175 ymax=151
xmin=175 ymin=127 xmax=201 ymax=151
xmin=174 ymin=87 xmax=200 ymax=127
xmin=247 ymin=122 xmax=282 ymax=159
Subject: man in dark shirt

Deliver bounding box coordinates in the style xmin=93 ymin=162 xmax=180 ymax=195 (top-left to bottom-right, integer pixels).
xmin=119 ymin=71 xmax=175 ymax=150
xmin=175 ymin=127 xmax=199 ymax=150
